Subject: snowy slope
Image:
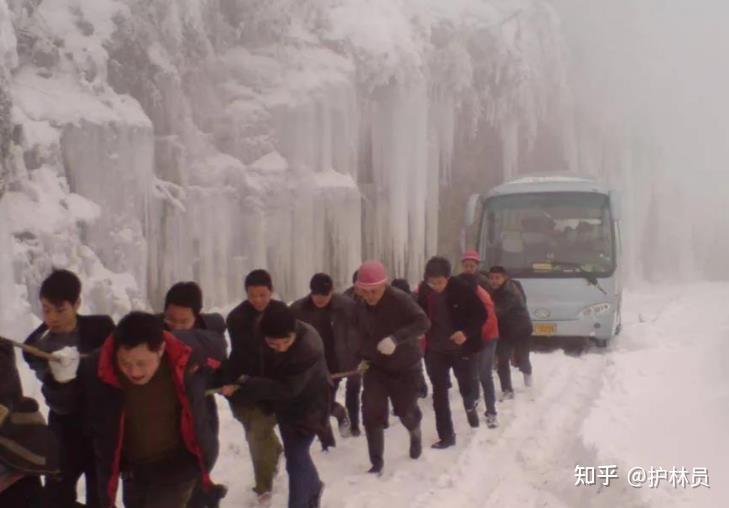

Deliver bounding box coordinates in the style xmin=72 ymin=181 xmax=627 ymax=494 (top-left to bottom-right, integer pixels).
xmin=208 ymin=284 xmax=727 ymax=507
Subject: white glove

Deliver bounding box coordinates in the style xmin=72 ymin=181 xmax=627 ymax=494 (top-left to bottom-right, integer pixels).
xmin=49 ymin=346 xmax=80 ymax=383
xmin=377 ymin=336 xmax=397 ymax=356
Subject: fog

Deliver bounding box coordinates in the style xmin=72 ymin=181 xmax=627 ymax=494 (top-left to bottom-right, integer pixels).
xmin=552 ymin=0 xmax=729 ymax=281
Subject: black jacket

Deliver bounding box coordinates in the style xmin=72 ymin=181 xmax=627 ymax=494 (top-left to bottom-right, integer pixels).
xmin=475 ymin=272 xmax=492 ymax=293
xmin=234 ymin=321 xmax=331 ymax=435
xmin=354 ymin=287 xmax=430 ymax=373
xmin=0 ymin=344 xmax=59 ymax=477
xmin=79 ymin=333 xmax=216 ymax=508
xmin=24 ymin=315 xmax=114 ymax=415
xmin=0 ymin=342 xmax=22 ymax=406
xmin=224 ymin=301 xmax=269 ymax=383
xmin=290 ymin=293 xmax=360 ymax=373
xmin=492 ymin=279 xmax=533 ymax=339
xmin=417 ymin=276 xmax=488 ymax=355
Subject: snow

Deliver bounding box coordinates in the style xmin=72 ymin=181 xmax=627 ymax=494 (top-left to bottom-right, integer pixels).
xmin=313 ymin=168 xmax=357 ymax=190
xmin=0 ymin=1 xmax=727 ymax=503
xmin=0 ymin=0 xmax=17 ymax=69
xmin=250 ymin=151 xmax=289 ymax=174
xmin=207 ymin=284 xmax=728 ymax=507
xmin=11 ymin=69 xmax=151 ymax=127
xmin=581 ymin=284 xmax=729 ymax=507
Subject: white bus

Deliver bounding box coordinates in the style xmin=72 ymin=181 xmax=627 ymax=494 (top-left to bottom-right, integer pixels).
xmin=465 ymin=176 xmax=622 ymax=347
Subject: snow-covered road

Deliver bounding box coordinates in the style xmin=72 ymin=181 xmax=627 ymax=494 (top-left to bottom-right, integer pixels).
xmin=212 ymin=284 xmax=728 ymax=507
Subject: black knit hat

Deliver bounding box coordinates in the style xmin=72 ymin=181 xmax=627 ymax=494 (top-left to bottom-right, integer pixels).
xmin=259 ymin=300 xmax=296 ymax=338
xmin=310 ymin=273 xmax=333 ymax=296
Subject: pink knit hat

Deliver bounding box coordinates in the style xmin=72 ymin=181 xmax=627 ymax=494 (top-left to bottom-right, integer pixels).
xmin=462 ymin=250 xmax=481 ymax=263
xmin=356 ymin=260 xmax=388 ymax=289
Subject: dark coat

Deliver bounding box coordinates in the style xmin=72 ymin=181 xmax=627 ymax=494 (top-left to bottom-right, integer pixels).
xmin=417 ymin=276 xmax=488 ymax=355
xmin=0 ymin=342 xmax=22 ymax=407
xmin=79 ymin=333 xmax=215 ymax=508
xmin=492 ymin=279 xmax=533 ymax=339
xmin=0 ymin=342 xmax=59 ymax=477
xmin=354 ymin=286 xmax=430 ymax=373
xmin=224 ymin=301 xmax=268 ymax=383
xmin=475 ymin=272 xmax=492 ymax=293
xmin=290 ymin=293 xmax=360 ymax=372
xmin=234 ymin=321 xmax=332 ymax=435
xmin=23 ymin=315 xmax=114 ymax=415
xmin=161 ymin=313 xmax=228 ymax=369
xmin=343 ymin=286 xmax=360 ymax=302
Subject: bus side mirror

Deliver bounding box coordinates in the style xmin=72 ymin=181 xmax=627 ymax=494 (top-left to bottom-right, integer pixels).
xmin=609 ymin=190 xmax=621 ymax=221
xmin=461 ymin=194 xmax=482 ymax=254
xmin=464 ymin=194 xmax=481 ymax=227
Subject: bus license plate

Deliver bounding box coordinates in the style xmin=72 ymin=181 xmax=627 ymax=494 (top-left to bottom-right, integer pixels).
xmin=534 ymin=323 xmax=557 ymax=336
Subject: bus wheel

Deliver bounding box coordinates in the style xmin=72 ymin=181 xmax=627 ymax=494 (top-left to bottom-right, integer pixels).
xmin=595 ymin=338 xmax=609 ymax=348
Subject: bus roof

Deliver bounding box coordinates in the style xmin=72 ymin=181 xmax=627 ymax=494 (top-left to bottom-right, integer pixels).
xmin=485 ymin=175 xmax=610 ymax=198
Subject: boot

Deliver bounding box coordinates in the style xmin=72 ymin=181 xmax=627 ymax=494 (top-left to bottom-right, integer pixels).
xmin=333 ymin=404 xmax=352 ymax=438
xmin=206 ymin=483 xmax=228 ymax=507
xmin=431 ymin=434 xmax=456 ymax=449
xmin=366 ymin=427 xmax=385 ymax=474
xmin=485 ymin=413 xmax=498 ymax=429
xmin=254 ymin=490 xmax=272 ymax=507
xmin=466 ymin=403 xmax=480 ymax=428
xmin=408 ymin=426 xmax=422 ymax=459
xmin=318 ymin=422 xmax=336 ymax=451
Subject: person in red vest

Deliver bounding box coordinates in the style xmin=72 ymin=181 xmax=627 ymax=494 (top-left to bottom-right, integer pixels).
xmin=457 ymin=273 xmax=500 ymax=428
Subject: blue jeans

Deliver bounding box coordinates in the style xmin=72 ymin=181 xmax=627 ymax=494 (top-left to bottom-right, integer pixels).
xmin=279 ymin=424 xmax=321 ymax=508
xmin=479 ymin=340 xmax=498 ymax=416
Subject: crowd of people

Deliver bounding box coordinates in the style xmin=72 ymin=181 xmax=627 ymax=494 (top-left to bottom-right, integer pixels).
xmin=0 ymin=250 xmax=535 ymax=508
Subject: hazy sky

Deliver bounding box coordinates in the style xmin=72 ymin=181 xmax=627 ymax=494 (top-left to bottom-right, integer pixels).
xmin=553 ymin=0 xmax=729 ymax=180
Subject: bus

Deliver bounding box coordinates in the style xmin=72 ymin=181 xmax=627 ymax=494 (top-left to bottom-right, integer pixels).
xmin=464 ymin=175 xmax=622 ymax=347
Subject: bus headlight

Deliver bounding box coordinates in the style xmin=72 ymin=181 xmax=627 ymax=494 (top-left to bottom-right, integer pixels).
xmin=579 ymin=303 xmax=612 ymax=319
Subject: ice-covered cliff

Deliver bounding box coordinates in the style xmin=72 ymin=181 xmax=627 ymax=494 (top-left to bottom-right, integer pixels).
xmin=0 ymin=0 xmax=566 ymax=318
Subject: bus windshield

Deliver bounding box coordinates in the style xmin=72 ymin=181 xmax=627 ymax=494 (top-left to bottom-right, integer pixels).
xmin=480 ymin=192 xmax=616 ymax=278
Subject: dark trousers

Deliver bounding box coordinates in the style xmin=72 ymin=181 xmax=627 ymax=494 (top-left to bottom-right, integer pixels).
xmin=479 ymin=340 xmax=498 ymax=416
xmin=1 ymin=476 xmax=43 ymax=508
xmin=496 ymin=334 xmax=532 ymax=392
xmin=122 ymin=451 xmax=199 ymax=508
xmin=424 ymin=350 xmax=480 ymax=440
xmin=45 ymin=411 xmax=98 ymax=508
xmin=187 ymin=398 xmax=221 ymax=508
xmin=416 ymin=360 xmax=429 ymax=398
xmin=332 ymin=376 xmax=361 ymax=430
xmin=279 ymin=424 xmax=321 ymax=508
xmin=123 ymin=477 xmax=197 ymax=508
xmin=362 ymin=367 xmax=422 ymax=431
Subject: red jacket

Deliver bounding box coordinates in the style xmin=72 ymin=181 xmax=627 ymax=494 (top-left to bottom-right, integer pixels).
xmin=476 ymin=286 xmax=499 ymax=341
xmin=80 ymin=332 xmax=214 ymax=507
